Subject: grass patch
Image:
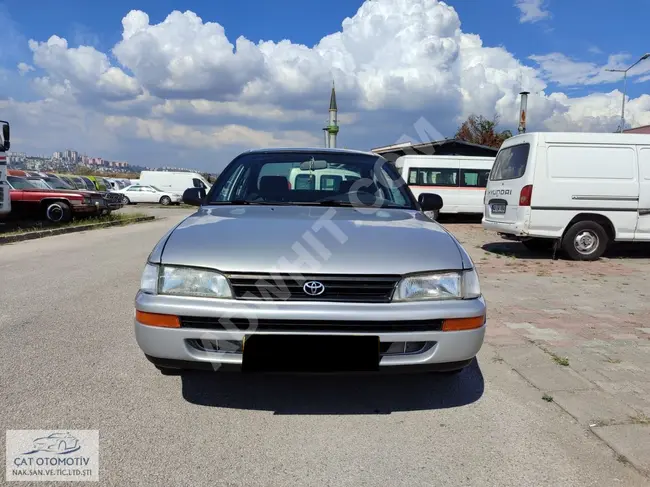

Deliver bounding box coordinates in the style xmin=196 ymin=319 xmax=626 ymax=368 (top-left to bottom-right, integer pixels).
xmin=541 ymin=346 xmax=570 ymax=366
xmin=551 ymin=354 xmax=570 ymax=367
xmin=542 ymin=394 xmax=554 ymax=402
xmin=629 ymin=413 xmax=650 ymax=425
xmin=1 ymin=212 xmax=151 ymax=237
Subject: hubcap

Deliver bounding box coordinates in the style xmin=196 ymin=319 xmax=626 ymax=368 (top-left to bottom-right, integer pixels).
xmin=47 ymin=204 xmax=63 ymax=222
xmin=574 ymin=230 xmax=599 ymax=255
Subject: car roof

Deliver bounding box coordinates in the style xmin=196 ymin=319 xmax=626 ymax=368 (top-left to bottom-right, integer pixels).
xmin=240 ymin=147 xmax=381 ymax=158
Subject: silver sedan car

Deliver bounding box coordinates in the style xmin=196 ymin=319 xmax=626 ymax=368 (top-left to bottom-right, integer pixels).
xmin=135 ymin=148 xmax=486 ymax=375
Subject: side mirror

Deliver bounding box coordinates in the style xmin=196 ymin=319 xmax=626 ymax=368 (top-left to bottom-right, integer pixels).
xmin=1 ymin=121 xmax=9 ymax=151
xmin=418 ymin=193 xmax=443 ymax=212
xmin=183 ymin=187 xmax=206 ymax=206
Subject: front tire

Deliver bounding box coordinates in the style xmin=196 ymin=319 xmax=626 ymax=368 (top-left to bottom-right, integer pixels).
xmin=160 ymin=196 xmax=171 ymax=206
xmin=45 ymin=201 xmax=72 ymax=223
xmin=562 ymin=221 xmax=609 ymax=261
xmin=122 ymin=196 xmax=130 ymax=205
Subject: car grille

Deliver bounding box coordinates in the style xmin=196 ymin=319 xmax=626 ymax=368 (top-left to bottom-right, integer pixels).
xmin=179 ymin=317 xmax=444 ymax=333
xmin=226 ymin=273 xmax=400 ymax=303
xmin=102 ymin=192 xmax=122 ymax=203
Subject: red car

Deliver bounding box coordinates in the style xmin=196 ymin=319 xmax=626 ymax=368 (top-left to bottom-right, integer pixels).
xmin=6 ymin=175 xmax=104 ymax=223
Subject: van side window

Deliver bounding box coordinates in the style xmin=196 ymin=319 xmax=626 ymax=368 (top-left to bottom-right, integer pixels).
xmin=460 ymin=169 xmax=491 ymax=188
xmin=320 ymin=175 xmax=341 ymax=191
xmin=409 ymin=168 xmax=459 ymax=187
xmin=490 ymin=144 xmax=530 ymax=181
xmin=295 ymin=174 xmax=315 ymax=190
xmin=192 ymin=178 xmax=205 ymax=189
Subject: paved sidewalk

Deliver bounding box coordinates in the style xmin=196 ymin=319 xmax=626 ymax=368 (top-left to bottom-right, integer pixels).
xmin=445 ymin=219 xmax=650 ymax=479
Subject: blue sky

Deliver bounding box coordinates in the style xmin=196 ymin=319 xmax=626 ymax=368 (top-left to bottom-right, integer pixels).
xmin=1 ymin=0 xmax=649 ymax=169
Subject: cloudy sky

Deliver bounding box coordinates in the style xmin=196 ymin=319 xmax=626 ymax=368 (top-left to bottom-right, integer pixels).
xmin=1 ymin=0 xmax=650 ymax=171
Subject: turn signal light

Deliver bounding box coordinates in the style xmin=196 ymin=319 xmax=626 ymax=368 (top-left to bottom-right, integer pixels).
xmin=442 ymin=315 xmax=485 ymax=331
xmin=136 ymin=310 xmax=180 ymax=328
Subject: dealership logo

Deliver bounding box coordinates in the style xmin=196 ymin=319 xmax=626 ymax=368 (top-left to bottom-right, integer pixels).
xmin=6 ymin=430 xmax=99 ymax=482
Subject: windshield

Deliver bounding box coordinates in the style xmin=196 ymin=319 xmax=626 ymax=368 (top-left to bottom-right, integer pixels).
xmin=490 ymin=143 xmax=530 ymax=181
xmin=7 ymin=176 xmax=39 ymax=189
xmin=80 ymin=177 xmax=96 ymax=190
xmin=40 ymin=177 xmax=74 ymax=190
xmin=208 ymin=152 xmax=415 ymax=209
xmin=26 ymin=178 xmax=52 ymax=189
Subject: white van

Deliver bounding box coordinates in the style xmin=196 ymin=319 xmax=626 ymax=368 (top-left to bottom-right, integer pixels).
xmin=482 ymin=131 xmax=650 ymax=260
xmin=287 ymin=167 xmax=360 ymax=190
xmin=139 ymin=171 xmax=211 ymax=194
xmin=395 ymin=155 xmax=495 ymax=217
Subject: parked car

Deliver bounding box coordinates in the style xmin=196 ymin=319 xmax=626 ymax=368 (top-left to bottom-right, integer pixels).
xmin=482 ymin=131 xmax=650 ymax=260
xmin=134 ymin=148 xmax=486 ymax=375
xmin=116 ymin=185 xmax=182 ymax=205
xmin=6 ymin=175 xmax=104 ymax=222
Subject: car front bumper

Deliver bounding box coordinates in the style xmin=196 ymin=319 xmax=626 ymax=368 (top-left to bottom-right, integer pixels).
xmin=134 ymin=291 xmax=487 ymax=371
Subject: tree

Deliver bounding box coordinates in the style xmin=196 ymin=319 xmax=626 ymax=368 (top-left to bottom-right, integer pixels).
xmin=454 ymin=114 xmax=513 ymax=148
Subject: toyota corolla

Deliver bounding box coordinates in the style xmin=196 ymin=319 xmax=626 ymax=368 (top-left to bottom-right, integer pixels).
xmin=134 ymin=148 xmax=486 ymax=375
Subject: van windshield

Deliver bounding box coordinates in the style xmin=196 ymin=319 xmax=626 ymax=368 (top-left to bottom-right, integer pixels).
xmin=490 ymin=143 xmax=530 ymax=181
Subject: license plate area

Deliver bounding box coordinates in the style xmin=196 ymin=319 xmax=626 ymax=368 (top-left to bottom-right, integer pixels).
xmin=242 ymin=335 xmax=380 ymax=373
xmin=491 ymin=203 xmax=506 ymax=214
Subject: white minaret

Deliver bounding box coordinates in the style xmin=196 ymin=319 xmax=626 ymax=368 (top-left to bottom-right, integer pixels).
xmin=326 ymin=82 xmax=339 ymax=148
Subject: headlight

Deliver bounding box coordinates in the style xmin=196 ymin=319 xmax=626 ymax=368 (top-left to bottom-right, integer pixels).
xmin=139 ymin=263 xmax=232 ymax=298
xmin=160 ymin=265 xmax=232 ymax=298
xmin=393 ymin=269 xmax=481 ymax=301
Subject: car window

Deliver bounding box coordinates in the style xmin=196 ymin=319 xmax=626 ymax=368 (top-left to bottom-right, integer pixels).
xmin=320 ymin=175 xmax=342 ymax=191
xmin=209 ymin=152 xmax=414 ymax=209
xmin=409 ymin=168 xmax=459 ymax=187
xmin=127 ymin=187 xmax=140 ymax=192
xmin=7 ymin=176 xmax=38 ymax=189
xmin=295 ymin=173 xmax=315 ymax=190
xmin=80 ymin=177 xmax=95 ymax=190
xmin=149 ymin=186 xmax=162 ymax=192
xmin=192 ymin=178 xmax=206 ymax=189
xmin=460 ymin=169 xmax=491 ymax=188
xmin=490 ymin=143 xmax=531 ymax=181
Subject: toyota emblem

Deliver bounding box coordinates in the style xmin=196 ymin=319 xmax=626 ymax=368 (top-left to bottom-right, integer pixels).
xmin=303 ymin=281 xmax=325 ymax=296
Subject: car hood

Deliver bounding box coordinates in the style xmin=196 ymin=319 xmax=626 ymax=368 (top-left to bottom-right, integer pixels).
xmin=157 ymin=206 xmax=466 ymax=275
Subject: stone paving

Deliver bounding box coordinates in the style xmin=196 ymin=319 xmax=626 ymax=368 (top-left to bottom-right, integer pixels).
xmin=443 ymin=217 xmax=650 ymax=479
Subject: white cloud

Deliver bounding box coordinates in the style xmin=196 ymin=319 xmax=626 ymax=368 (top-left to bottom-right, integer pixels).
xmin=6 ymin=0 xmax=650 ymax=170
xmin=530 ymin=52 xmax=650 ymax=87
xmin=17 ymin=62 xmax=34 ymax=75
xmin=515 ymin=0 xmax=551 ymax=23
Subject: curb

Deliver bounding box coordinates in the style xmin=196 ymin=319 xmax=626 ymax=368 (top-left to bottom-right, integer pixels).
xmin=0 ymin=216 xmax=156 ymax=245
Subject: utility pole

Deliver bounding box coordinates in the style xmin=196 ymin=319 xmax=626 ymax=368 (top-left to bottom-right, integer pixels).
xmin=606 ymin=53 xmax=650 ymax=132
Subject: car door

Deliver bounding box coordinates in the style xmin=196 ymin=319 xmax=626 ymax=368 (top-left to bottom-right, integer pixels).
xmin=140 ymin=186 xmax=157 ymax=203
xmin=126 ymin=186 xmax=143 ymax=202
xmin=635 ymin=146 xmax=650 ymax=240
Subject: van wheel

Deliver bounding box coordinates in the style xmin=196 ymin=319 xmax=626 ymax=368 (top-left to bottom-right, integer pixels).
xmin=562 ymin=221 xmax=608 ymax=261
xmin=522 ymin=238 xmax=554 ymax=253
xmin=45 ymin=201 xmax=72 ymax=223
xmin=160 ymin=196 xmax=171 ymax=206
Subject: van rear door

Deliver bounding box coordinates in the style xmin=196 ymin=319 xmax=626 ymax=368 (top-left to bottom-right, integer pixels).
xmin=484 ymin=142 xmax=533 ymax=224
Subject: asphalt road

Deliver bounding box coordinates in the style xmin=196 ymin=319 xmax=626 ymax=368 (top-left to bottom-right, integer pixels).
xmin=1 ymin=208 xmax=648 ymax=486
